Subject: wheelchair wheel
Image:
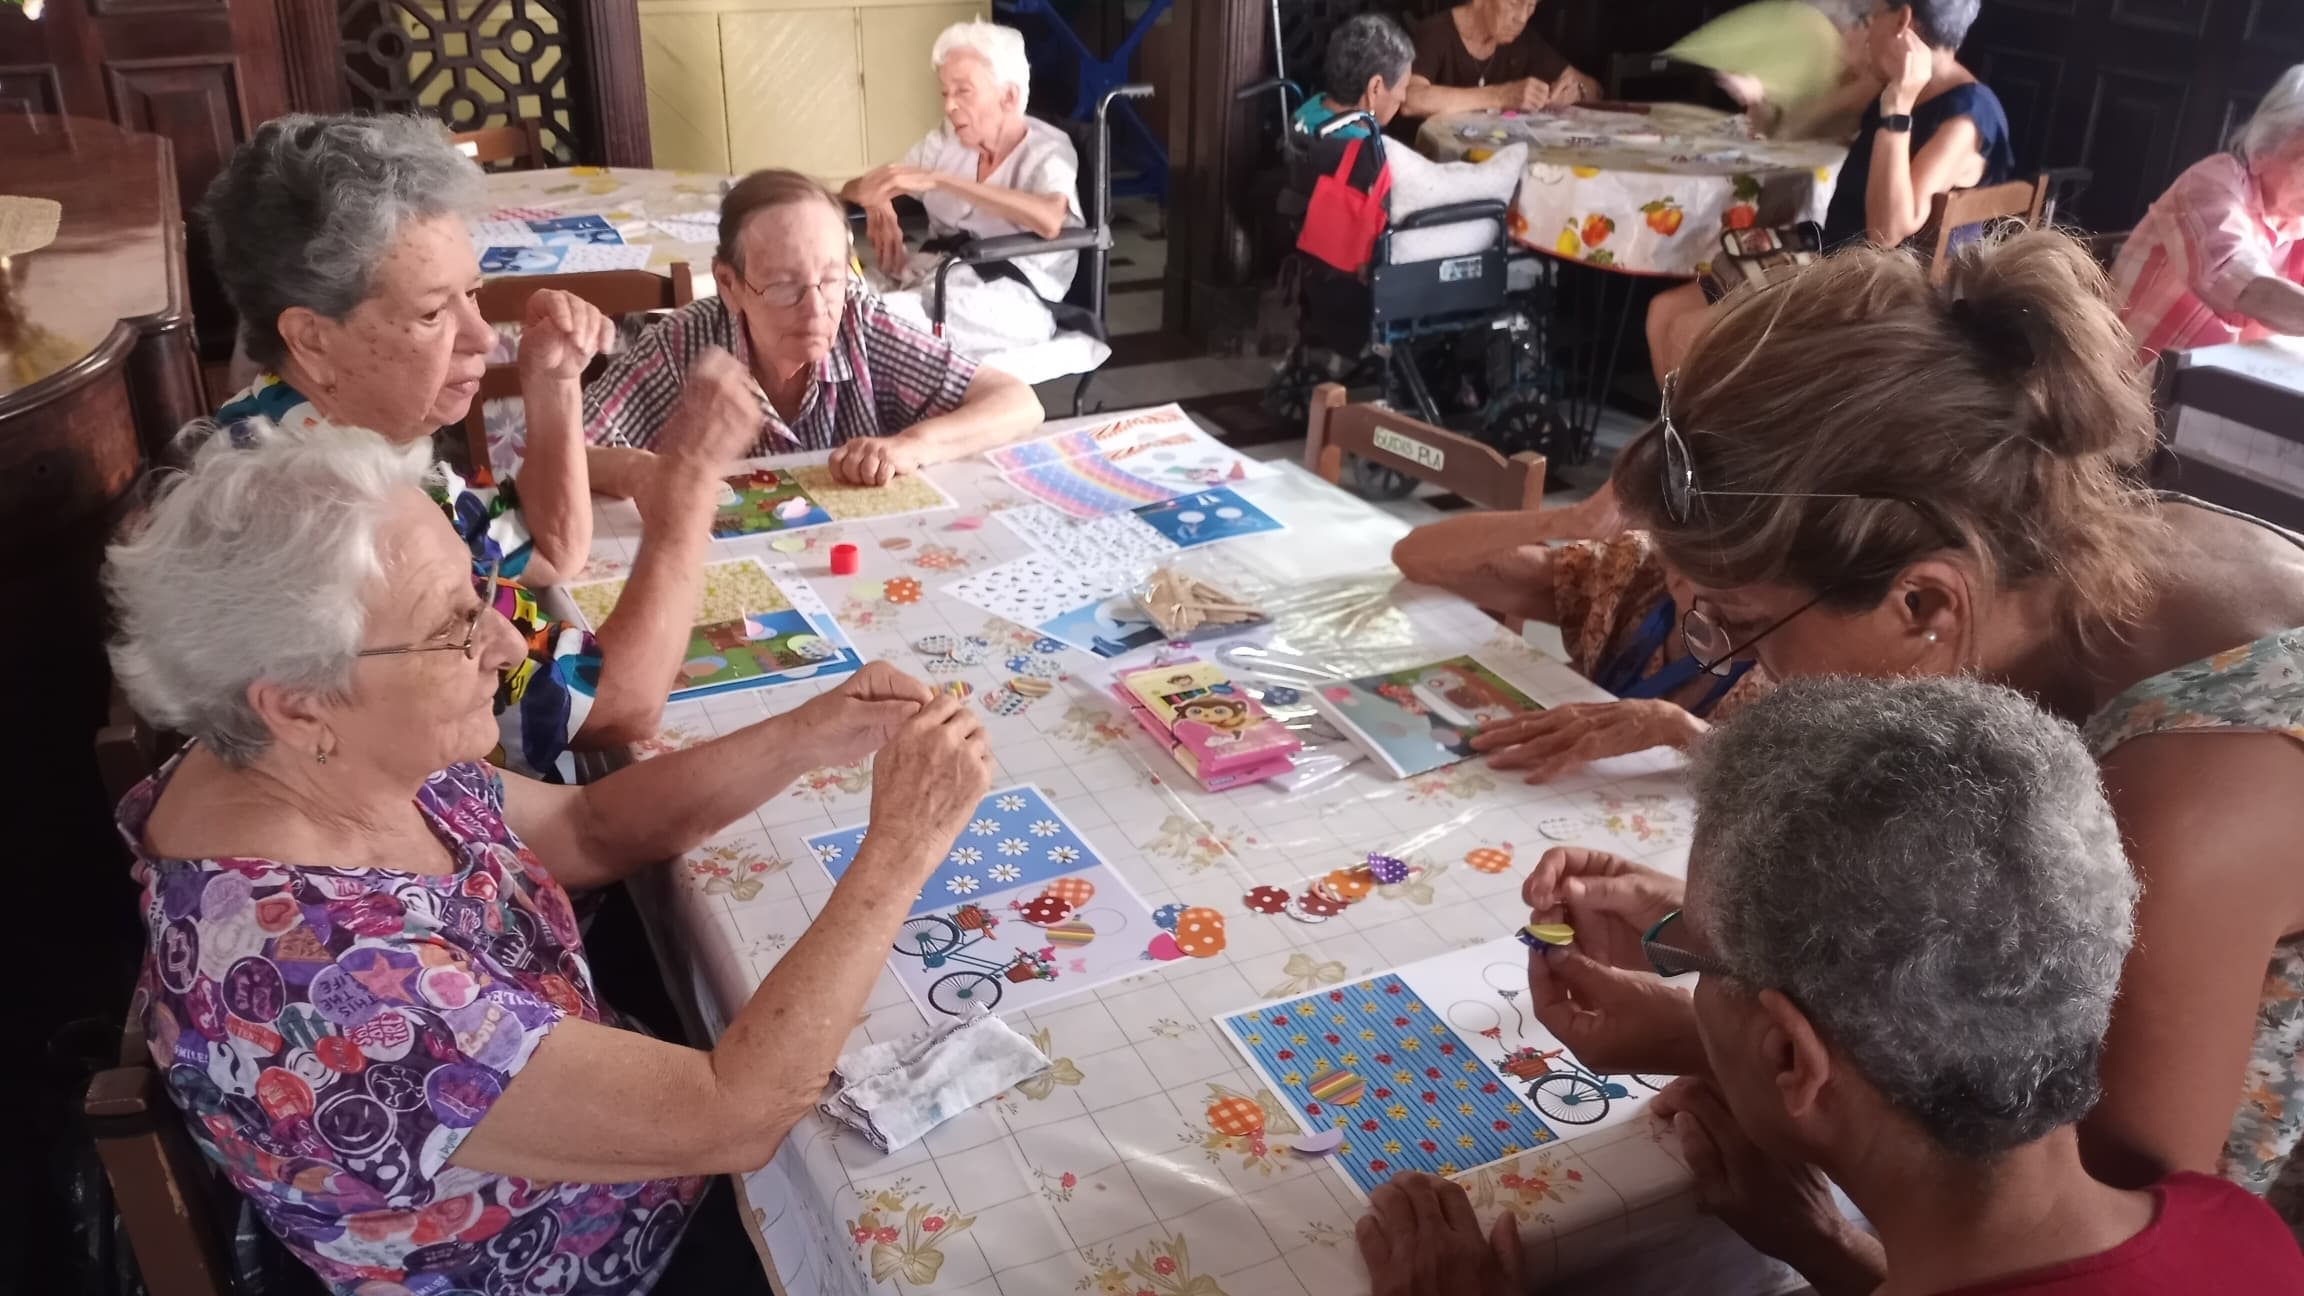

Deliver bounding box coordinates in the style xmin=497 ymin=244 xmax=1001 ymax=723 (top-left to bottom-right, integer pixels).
xmin=1349 ymin=455 xmax=1419 ymax=501
xmin=928 ymin=970 xmax=1003 ymax=1015
xmin=1529 ymin=1071 xmax=1612 ymax=1126
xmin=895 ymin=916 xmax=962 ymax=959
xmin=1264 ymin=355 xmax=1325 ymax=430
xmin=1482 ymin=395 xmax=1578 ymax=466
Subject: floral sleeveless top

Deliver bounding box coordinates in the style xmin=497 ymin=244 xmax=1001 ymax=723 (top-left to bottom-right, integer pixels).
xmin=122 ymin=756 xmax=706 ymax=1293
xmin=2083 ymin=626 xmax=2304 ymax=1217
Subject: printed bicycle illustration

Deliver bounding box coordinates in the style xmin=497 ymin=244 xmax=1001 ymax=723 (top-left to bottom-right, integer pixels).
xmin=893 ymin=904 xmax=1057 ymax=1014
xmin=1498 ymin=1046 xmax=1672 ymax=1126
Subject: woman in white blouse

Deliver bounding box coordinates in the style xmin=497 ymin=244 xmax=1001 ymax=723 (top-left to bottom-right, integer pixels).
xmin=842 ymin=20 xmax=1085 ymax=359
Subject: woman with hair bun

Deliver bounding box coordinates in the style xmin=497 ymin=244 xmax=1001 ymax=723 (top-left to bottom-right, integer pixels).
xmin=1528 ymin=228 xmax=2304 ymax=1223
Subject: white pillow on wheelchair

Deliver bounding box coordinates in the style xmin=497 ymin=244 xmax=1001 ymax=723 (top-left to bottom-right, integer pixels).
xmin=1385 ymin=142 xmax=1527 ymax=265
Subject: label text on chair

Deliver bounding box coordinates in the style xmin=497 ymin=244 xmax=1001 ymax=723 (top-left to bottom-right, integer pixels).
xmin=1373 ymin=429 xmax=1445 ymax=471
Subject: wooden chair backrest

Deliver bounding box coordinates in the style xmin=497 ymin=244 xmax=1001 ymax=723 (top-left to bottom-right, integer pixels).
xmin=86 ymin=699 xmax=232 ymax=1296
xmin=1302 ymin=383 xmax=1547 ymax=512
xmin=451 ymin=118 xmax=548 ymax=170
xmin=1923 ymin=178 xmax=2048 ymax=285
xmin=462 ymin=263 xmax=694 ymax=483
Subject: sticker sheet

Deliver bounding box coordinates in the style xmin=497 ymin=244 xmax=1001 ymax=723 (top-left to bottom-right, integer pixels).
xmin=787 ymin=464 xmax=956 ymax=522
xmin=807 ymin=787 xmax=1165 ymax=1018
xmin=986 ymin=405 xmax=1273 ymax=518
xmin=943 ymin=555 xmax=1137 ymax=632
xmin=1216 ymin=938 xmax=1668 ymax=1196
xmin=565 ymin=557 xmax=861 ymax=701
xmin=707 ymin=459 xmax=956 ymax=540
xmin=993 ymin=489 xmax=1284 ymax=571
xmin=478 ymin=243 xmax=653 ymax=276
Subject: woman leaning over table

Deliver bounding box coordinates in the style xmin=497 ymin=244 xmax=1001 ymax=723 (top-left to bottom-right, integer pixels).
xmin=1397 ymin=0 xmax=1601 ymax=129
xmin=107 ymin=419 xmax=992 ymax=1294
xmin=584 ymin=169 xmax=1044 ymax=488
xmin=1519 ymin=229 xmax=2304 ymax=1222
xmin=202 ymin=113 xmax=757 ymax=779
xmin=2115 ymin=65 xmax=2304 ymax=362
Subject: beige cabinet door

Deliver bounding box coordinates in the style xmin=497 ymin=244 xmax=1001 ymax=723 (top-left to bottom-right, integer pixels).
xmin=641 ymin=12 xmax=732 ymax=173
xmin=720 ymin=7 xmax=869 ymax=179
xmin=858 ymin=3 xmax=983 ymax=166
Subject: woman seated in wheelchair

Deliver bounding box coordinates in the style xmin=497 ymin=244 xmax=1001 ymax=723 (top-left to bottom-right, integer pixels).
xmin=1645 ymin=0 xmax=2015 ymax=387
xmin=585 ymin=168 xmax=1042 ymax=487
xmin=1292 ymin=14 xmax=1416 ymax=143
xmin=108 ymin=420 xmax=994 ymax=1293
xmin=840 ymin=20 xmax=1085 ymax=361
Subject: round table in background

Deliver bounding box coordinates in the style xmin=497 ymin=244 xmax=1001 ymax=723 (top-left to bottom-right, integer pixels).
xmin=1419 ymin=104 xmax=1847 ymax=277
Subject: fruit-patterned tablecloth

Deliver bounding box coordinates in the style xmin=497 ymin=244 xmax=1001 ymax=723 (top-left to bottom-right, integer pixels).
xmin=563 ymin=413 xmax=1776 ymax=1296
xmin=1420 ymin=104 xmax=1847 ymax=277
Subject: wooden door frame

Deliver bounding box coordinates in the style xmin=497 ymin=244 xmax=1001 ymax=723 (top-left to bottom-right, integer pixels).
xmin=1162 ymin=0 xmax=1266 ymax=338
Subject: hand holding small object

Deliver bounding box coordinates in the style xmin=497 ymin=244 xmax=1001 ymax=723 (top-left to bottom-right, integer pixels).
xmin=865 ymin=692 xmax=993 ymax=876
xmin=791 ymin=661 xmax=933 ymax=767
xmin=1520 ymin=846 xmax=1683 ymax=973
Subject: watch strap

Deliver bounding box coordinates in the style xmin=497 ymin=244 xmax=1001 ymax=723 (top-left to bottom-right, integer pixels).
xmin=1879 ymin=113 xmax=1915 ymax=133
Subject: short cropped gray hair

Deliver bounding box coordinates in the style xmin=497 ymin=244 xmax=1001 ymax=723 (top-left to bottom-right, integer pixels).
xmin=1689 ymin=676 xmax=2137 ymax=1161
xmin=2236 ymin=65 xmax=2304 ymax=160
xmin=106 ymin=419 xmax=435 ymax=766
xmin=933 ymin=20 xmax=1031 ymax=104
xmin=201 ymin=113 xmax=484 ymax=369
xmin=1891 ymin=0 xmax=1981 ymax=49
xmin=1322 ymin=14 xmax=1414 ymax=103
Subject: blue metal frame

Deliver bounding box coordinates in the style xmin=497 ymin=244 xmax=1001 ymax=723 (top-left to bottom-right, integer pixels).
xmin=996 ymin=0 xmax=1170 ymax=204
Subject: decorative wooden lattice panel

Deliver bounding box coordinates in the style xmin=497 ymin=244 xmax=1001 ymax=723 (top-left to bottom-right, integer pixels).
xmin=338 ymin=0 xmax=580 ymax=163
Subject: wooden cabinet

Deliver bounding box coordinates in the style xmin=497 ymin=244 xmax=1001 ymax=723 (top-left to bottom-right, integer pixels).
xmin=638 ymin=0 xmax=981 ymax=181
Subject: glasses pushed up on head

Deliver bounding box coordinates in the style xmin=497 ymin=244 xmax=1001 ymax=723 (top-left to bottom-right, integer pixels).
xmin=357 ymin=559 xmax=499 ymax=661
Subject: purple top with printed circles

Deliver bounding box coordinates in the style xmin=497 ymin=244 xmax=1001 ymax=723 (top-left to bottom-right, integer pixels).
xmin=119 ymin=755 xmax=704 ymax=1294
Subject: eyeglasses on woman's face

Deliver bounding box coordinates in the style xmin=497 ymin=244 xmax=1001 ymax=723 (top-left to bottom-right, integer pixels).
xmin=356 ymin=559 xmax=499 ymax=661
xmin=1679 ymin=592 xmax=1827 ymax=676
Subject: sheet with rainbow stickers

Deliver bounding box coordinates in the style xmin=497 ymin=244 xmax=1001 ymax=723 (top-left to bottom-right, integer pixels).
xmin=805 ymin=785 xmax=1167 ymax=1018
xmin=987 ymin=403 xmax=1274 ymax=518
xmin=1216 ymin=937 xmax=1671 ymax=1195
xmin=565 ymin=556 xmax=861 ymax=701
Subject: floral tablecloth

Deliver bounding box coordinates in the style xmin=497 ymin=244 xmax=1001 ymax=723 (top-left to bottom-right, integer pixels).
xmin=1419 ymin=104 xmax=1846 ymax=277
xmin=562 ymin=415 xmax=1728 ymax=1296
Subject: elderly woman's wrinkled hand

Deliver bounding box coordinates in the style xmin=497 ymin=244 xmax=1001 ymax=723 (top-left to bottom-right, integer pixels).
xmin=517 ymin=288 xmax=617 ymax=384
xmin=1507 ymin=77 xmax=1552 ymax=112
xmin=866 ymin=692 xmax=994 ymax=872
xmin=828 ymin=434 xmax=923 ymax=487
xmin=1526 ymin=946 xmax=1700 ymax=1075
xmin=1472 ymin=699 xmax=1706 ymax=783
xmin=1355 ymin=1172 xmax=1524 ymax=1296
xmin=865 ymin=202 xmax=909 ymax=279
xmin=658 ymin=346 xmax=758 ymax=471
xmin=1519 ymin=846 xmax=1682 ymax=973
xmin=1655 ymin=1079 xmax=1884 ymax=1289
xmin=791 ymin=661 xmax=934 ymax=767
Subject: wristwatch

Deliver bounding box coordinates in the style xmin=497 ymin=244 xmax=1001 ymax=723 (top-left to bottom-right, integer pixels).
xmin=1879 ymin=113 xmax=1914 ymax=133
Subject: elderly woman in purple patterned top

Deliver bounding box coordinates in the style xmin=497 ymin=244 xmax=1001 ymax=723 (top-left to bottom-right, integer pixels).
xmin=106 ymin=420 xmax=993 ymax=1294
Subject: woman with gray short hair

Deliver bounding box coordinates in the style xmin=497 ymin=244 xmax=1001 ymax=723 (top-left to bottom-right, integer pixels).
xmin=108 ymin=418 xmax=992 ymax=1294
xmin=1292 ymin=13 xmax=1417 ymax=141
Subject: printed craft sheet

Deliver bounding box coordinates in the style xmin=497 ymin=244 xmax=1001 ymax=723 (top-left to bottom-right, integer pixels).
xmin=710 ymin=460 xmax=955 ymax=539
xmin=1314 ymin=654 xmax=1546 ymax=778
xmin=566 ymin=557 xmax=861 ymax=701
xmin=806 ymin=786 xmax=1164 ymax=1018
xmin=993 ymin=488 xmax=1285 ymax=571
xmin=479 ymin=243 xmax=652 ymax=275
xmin=1217 ymin=938 xmax=1669 ymax=1196
xmin=942 ymin=557 xmax=1161 ymax=656
xmin=988 ymin=404 xmax=1274 ymax=517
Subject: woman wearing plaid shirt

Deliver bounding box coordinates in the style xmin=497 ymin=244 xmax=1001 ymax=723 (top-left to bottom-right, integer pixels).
xmin=584 ymin=169 xmax=1044 ymax=487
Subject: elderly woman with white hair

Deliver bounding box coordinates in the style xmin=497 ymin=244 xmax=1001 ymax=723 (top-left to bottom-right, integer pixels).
xmin=107 ymin=419 xmax=992 ymax=1294
xmin=840 ymin=20 xmax=1087 ymax=360
xmin=1356 ymin=678 xmax=2304 ymax=1296
xmin=2116 ymin=65 xmax=2304 ymax=360
xmin=202 ymin=113 xmax=759 ymax=781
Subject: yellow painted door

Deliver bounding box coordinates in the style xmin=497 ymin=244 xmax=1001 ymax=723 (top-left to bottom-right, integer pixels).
xmin=857 ymin=3 xmax=983 ymax=166
xmin=641 ymin=12 xmax=731 ymax=173
xmin=719 ymin=8 xmax=868 ymax=181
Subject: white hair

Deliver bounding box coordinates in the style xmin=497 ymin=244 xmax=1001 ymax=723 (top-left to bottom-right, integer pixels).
xmin=2236 ymin=65 xmax=2304 ymax=160
xmin=106 ymin=418 xmax=436 ymax=766
xmin=932 ymin=20 xmax=1031 ymax=103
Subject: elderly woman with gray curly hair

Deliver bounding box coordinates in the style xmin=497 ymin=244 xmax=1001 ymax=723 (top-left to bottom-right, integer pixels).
xmin=1355 ymin=678 xmax=2304 ymax=1296
xmin=202 ymin=112 xmax=757 ymax=781
xmin=106 ymin=419 xmax=994 ymax=1294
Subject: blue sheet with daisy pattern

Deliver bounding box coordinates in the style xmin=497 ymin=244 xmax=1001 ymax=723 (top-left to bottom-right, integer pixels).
xmin=807 ymin=784 xmax=1103 ymax=917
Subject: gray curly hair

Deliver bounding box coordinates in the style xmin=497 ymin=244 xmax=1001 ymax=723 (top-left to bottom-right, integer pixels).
xmin=1322 ymin=13 xmax=1414 ymax=103
xmin=201 ymin=112 xmax=484 ymax=369
xmin=1688 ymin=676 xmax=2137 ymax=1161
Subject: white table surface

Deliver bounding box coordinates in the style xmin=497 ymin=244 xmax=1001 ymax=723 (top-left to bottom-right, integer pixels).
xmin=571 ymin=413 xmax=1714 ymax=1296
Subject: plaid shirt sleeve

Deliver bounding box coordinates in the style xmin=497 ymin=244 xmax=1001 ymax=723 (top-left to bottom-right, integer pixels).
xmin=583 ymin=301 xmax=715 ymax=450
xmin=857 ymin=291 xmax=980 ymax=432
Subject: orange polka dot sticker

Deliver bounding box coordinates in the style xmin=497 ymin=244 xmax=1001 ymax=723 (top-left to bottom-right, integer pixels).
xmin=1042 ymin=876 xmax=1096 ymax=909
xmin=1205 ymin=1094 xmax=1266 ymax=1137
xmin=1464 ymin=845 xmax=1515 ymax=875
xmin=883 ymin=576 xmax=923 ymax=604
xmin=1322 ymin=868 xmax=1374 ymax=901
xmin=1173 ymin=906 xmax=1227 ymax=957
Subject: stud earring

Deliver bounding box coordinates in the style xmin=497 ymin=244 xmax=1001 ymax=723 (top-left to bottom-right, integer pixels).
xmin=315 ymin=748 xmax=330 ymax=765
xmin=1923 ymin=631 xmax=1940 ymax=644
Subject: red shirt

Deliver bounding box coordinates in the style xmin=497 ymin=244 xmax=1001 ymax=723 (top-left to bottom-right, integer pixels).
xmin=1943 ymin=1173 xmax=2304 ymax=1294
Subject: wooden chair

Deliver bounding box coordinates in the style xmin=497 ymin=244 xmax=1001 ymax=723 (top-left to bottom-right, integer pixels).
xmin=462 ymin=263 xmax=695 ymax=483
xmin=451 ymin=118 xmax=549 ymax=171
xmin=1921 ymin=177 xmax=2051 ymax=285
xmin=1303 ymin=383 xmax=1547 ymax=512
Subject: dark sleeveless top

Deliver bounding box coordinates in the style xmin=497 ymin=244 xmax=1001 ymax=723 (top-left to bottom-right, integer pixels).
xmin=1823 ymin=81 xmax=2016 ymax=249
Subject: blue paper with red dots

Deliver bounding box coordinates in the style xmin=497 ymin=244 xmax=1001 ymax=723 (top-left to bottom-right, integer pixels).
xmin=1217 ymin=972 xmax=1560 ymax=1194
